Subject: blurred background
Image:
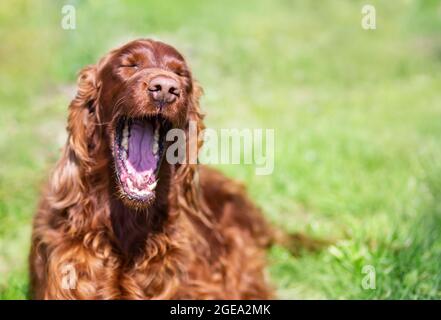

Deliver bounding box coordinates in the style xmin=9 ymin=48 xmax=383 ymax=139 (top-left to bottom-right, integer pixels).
xmin=1 ymin=0 xmax=441 ymax=299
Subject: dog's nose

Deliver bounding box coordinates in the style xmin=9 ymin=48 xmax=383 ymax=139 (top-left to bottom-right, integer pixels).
xmin=148 ymin=76 xmax=180 ymax=105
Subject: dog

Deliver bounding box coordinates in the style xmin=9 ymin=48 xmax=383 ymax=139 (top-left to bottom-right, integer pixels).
xmin=29 ymin=39 xmax=287 ymax=299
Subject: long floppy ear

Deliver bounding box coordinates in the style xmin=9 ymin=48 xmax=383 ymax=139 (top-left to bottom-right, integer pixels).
xmin=187 ymin=81 xmax=205 ymax=160
xmin=67 ymin=65 xmax=100 ymax=168
xmin=173 ymin=81 xmax=214 ymax=227
xmin=48 ymin=66 xmax=100 ymax=210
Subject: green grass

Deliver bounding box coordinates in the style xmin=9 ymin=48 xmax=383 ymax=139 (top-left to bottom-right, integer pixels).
xmin=1 ymin=0 xmax=441 ymax=299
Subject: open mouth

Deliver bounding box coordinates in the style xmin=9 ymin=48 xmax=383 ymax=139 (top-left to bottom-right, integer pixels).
xmin=113 ymin=115 xmax=171 ymax=203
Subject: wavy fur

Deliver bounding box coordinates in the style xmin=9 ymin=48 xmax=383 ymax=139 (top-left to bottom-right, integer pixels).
xmin=29 ymin=39 xmax=274 ymax=299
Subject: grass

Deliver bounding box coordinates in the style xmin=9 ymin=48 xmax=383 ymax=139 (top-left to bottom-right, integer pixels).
xmin=1 ymin=0 xmax=441 ymax=299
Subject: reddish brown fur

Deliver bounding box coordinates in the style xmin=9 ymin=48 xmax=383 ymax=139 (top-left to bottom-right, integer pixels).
xmin=29 ymin=39 xmax=276 ymax=299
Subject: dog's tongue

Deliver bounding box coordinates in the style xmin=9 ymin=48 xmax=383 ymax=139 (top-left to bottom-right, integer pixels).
xmin=128 ymin=119 xmax=157 ymax=172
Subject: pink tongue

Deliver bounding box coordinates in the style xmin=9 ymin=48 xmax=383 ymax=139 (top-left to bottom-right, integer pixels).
xmin=128 ymin=120 xmax=157 ymax=172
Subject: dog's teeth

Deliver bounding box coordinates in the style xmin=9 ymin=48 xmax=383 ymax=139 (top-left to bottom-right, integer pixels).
xmin=127 ymin=179 xmax=134 ymax=191
xmin=122 ymin=136 xmax=128 ymax=151
xmin=123 ymin=121 xmax=129 ymax=137
xmin=136 ymin=175 xmax=144 ymax=186
xmin=152 ymin=143 xmax=158 ymax=155
xmin=152 ymin=126 xmax=159 ymax=155
xmin=154 ymin=125 xmax=159 ymax=140
xmin=122 ymin=121 xmax=129 ymax=151
xmin=137 ymin=189 xmax=151 ymax=196
xmin=148 ymin=180 xmax=157 ymax=191
xmin=127 ymin=163 xmax=135 ymax=175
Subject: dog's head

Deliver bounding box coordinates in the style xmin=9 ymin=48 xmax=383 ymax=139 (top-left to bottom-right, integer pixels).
xmin=66 ymin=39 xmax=204 ymax=209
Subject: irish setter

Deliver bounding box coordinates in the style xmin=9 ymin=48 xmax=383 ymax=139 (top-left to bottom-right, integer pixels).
xmin=29 ymin=39 xmax=283 ymax=299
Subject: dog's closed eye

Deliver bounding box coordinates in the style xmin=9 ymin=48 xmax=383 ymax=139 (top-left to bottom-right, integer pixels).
xmin=120 ymin=64 xmax=139 ymax=69
xmin=175 ymin=70 xmax=189 ymax=78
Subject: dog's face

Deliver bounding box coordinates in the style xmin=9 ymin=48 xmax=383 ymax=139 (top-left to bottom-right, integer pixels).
xmin=94 ymin=39 xmax=195 ymax=208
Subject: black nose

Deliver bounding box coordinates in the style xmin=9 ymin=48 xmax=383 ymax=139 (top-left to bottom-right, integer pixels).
xmin=148 ymin=76 xmax=180 ymax=105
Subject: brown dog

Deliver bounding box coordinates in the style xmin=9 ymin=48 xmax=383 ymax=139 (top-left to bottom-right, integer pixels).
xmin=29 ymin=39 xmax=278 ymax=299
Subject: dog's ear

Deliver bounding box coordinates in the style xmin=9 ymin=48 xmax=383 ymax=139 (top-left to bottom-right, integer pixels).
xmin=187 ymin=81 xmax=205 ymax=158
xmin=47 ymin=66 xmax=100 ymax=211
xmin=67 ymin=65 xmax=101 ymax=168
xmin=173 ymin=81 xmax=213 ymax=227
xmin=178 ymin=80 xmax=205 ymax=174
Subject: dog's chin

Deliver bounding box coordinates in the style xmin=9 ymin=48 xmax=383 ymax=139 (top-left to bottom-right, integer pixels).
xmin=112 ymin=115 xmax=171 ymax=210
xmin=118 ymin=187 xmax=156 ymax=210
